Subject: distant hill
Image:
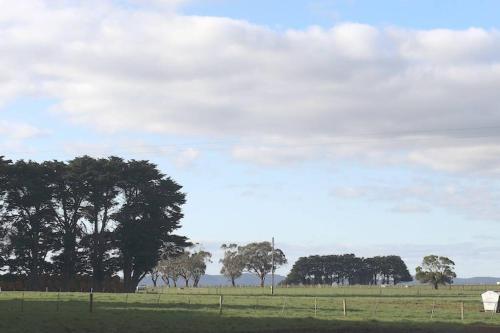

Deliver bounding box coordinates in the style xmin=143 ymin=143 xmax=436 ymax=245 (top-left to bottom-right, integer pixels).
xmin=401 ymin=276 xmax=500 ymax=286
xmin=141 ymin=275 xmax=500 ymax=287
xmin=141 ymin=273 xmax=286 ymax=287
xmin=453 ymin=277 xmax=500 ymax=285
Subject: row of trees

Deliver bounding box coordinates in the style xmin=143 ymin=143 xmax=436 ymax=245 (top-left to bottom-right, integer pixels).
xmin=150 ymin=242 xmax=287 ymax=288
xmin=149 ymin=251 xmax=457 ymax=289
xmin=0 ymin=156 xmax=188 ymax=292
xmin=219 ymin=242 xmax=287 ymax=287
xmin=153 ymin=249 xmax=212 ymax=288
xmin=284 ymin=254 xmax=413 ymax=285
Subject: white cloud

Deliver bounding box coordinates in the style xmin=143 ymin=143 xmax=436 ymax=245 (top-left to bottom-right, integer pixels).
xmin=174 ymin=147 xmax=200 ymax=168
xmin=1 ymin=1 xmax=500 ymax=173
xmin=390 ymin=203 xmax=431 ymax=214
xmin=332 ymin=179 xmax=500 ymax=222
xmin=0 ymin=121 xmax=46 ymax=141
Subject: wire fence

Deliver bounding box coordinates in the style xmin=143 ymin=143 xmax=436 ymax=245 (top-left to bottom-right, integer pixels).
xmin=1 ymin=291 xmax=499 ymax=324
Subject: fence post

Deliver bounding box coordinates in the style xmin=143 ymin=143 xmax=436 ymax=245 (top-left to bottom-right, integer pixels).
xmin=373 ymin=299 xmax=379 ymax=317
xmin=461 ymin=301 xmax=464 ymax=321
xmin=219 ymin=295 xmax=223 ymax=315
xmin=157 ymin=294 xmax=161 ymax=308
xmin=314 ymin=297 xmax=318 ymax=317
xmin=21 ymin=292 xmax=24 ymax=312
xmin=281 ymin=297 xmax=286 ymax=315
xmin=343 ymin=299 xmax=346 ymax=317
xmin=125 ymin=293 xmax=128 ymax=309
xmin=56 ymin=290 xmax=60 ymax=312
xmin=430 ymin=301 xmax=435 ymax=319
xmin=89 ymin=292 xmax=93 ymax=313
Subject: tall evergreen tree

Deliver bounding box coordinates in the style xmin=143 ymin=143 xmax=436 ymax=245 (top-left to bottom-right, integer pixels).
xmin=81 ymin=156 xmax=123 ymax=291
xmin=0 ymin=157 xmax=12 ymax=269
xmin=114 ymin=160 xmax=188 ymax=292
xmin=45 ymin=159 xmax=89 ymax=290
xmin=3 ymin=160 xmax=56 ymax=290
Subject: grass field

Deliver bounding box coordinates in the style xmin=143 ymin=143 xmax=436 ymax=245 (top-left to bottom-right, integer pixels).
xmin=1 ymin=285 xmax=500 ymax=332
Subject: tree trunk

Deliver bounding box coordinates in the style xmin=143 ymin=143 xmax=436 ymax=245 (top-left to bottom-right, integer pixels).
xmin=62 ymin=235 xmax=77 ymax=291
xmin=231 ymin=277 xmax=236 ymax=287
xmin=123 ymin=260 xmax=132 ymax=293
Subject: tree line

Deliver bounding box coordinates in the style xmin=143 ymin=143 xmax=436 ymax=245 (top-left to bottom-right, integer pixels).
xmin=0 ymin=156 xmax=188 ymax=292
xmin=284 ymin=254 xmax=413 ymax=285
xmin=153 ymin=241 xmax=287 ymax=288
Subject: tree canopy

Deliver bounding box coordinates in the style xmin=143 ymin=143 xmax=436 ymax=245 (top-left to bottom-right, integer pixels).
xmin=0 ymin=156 xmax=188 ymax=292
xmin=415 ymin=255 xmax=456 ymax=289
xmin=285 ymin=254 xmax=412 ymax=286
xmin=220 ymin=243 xmax=245 ymax=287
xmin=238 ymin=241 xmax=287 ymax=287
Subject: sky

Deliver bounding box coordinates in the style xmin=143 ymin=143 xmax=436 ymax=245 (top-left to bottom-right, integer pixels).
xmin=2 ymin=0 xmax=500 ymax=278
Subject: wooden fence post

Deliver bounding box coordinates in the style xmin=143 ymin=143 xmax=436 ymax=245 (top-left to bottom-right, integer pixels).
xmin=89 ymin=292 xmax=93 ymax=313
xmin=430 ymin=301 xmax=435 ymax=319
xmin=373 ymin=299 xmax=379 ymax=317
xmin=281 ymin=297 xmax=286 ymax=315
xmin=21 ymin=292 xmax=24 ymax=312
xmin=314 ymin=297 xmax=317 ymax=317
xmin=56 ymin=290 xmax=60 ymax=312
xmin=461 ymin=302 xmax=464 ymax=321
xmin=219 ymin=295 xmax=223 ymax=315
xmin=343 ymin=299 xmax=346 ymax=317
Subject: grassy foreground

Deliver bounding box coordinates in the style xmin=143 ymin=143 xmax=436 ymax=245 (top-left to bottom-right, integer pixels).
xmin=1 ymin=286 xmax=500 ymax=332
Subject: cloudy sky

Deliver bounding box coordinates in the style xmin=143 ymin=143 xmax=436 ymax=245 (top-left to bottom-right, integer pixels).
xmin=2 ymin=0 xmax=500 ymax=277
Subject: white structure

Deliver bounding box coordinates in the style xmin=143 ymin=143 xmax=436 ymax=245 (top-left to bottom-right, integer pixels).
xmin=481 ymin=291 xmax=500 ymax=312
xmin=135 ymin=284 xmax=148 ymax=293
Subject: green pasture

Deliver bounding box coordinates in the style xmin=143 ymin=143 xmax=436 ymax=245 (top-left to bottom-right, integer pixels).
xmin=1 ymin=286 xmax=500 ymax=332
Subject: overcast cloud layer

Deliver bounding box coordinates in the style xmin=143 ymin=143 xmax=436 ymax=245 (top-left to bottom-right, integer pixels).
xmin=2 ymin=0 xmax=500 ymax=174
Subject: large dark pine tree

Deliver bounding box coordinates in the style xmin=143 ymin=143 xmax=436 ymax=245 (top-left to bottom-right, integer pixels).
xmin=114 ymin=160 xmax=188 ymax=292
xmin=2 ymin=160 xmax=56 ymax=290
xmin=0 ymin=156 xmax=189 ymax=291
xmin=81 ymin=156 xmax=123 ymax=291
xmin=0 ymin=157 xmax=12 ymax=268
xmin=45 ymin=158 xmax=89 ymax=290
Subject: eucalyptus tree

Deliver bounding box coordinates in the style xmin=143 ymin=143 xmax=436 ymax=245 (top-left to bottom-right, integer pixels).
xmin=416 ymin=255 xmax=456 ymax=289
xmin=190 ymin=250 xmax=212 ymax=287
xmin=239 ymin=241 xmax=287 ymax=287
xmin=150 ymin=266 xmax=160 ymax=287
xmin=157 ymin=241 xmax=189 ymax=287
xmin=220 ymin=243 xmax=245 ymax=287
xmin=2 ymin=160 xmax=57 ymax=290
xmin=158 ymin=256 xmax=181 ymax=287
xmin=177 ymin=252 xmax=192 ymax=287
